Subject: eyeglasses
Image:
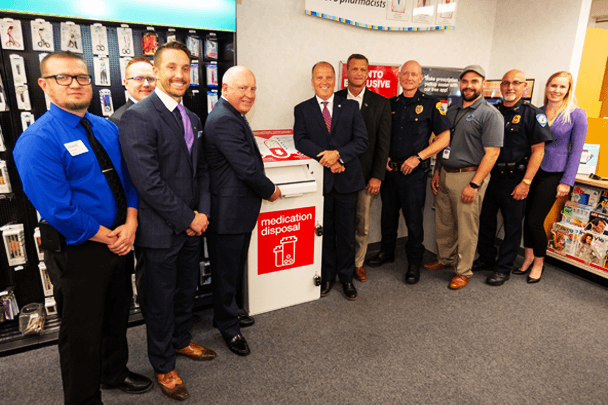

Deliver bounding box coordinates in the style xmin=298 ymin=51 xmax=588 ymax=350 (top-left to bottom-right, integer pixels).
xmin=126 ymin=76 xmax=156 ymax=84
xmin=43 ymin=74 xmax=92 ymax=86
xmin=500 ymin=81 xmax=524 ymax=87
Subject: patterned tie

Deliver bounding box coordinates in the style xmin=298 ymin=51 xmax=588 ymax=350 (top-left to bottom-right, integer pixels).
xmin=322 ymin=101 xmax=331 ymax=133
xmin=176 ymin=103 xmax=194 ymax=153
xmin=80 ymin=118 xmax=127 ymax=228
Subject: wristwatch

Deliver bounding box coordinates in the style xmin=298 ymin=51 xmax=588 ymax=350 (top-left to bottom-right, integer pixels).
xmin=416 ymin=153 xmax=423 ymax=162
xmin=469 ymin=181 xmax=480 ymax=189
xmin=523 ymin=179 xmax=532 ymax=185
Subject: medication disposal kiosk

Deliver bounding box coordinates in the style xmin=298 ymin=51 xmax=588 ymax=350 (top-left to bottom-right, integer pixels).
xmin=245 ymin=130 xmax=324 ymax=316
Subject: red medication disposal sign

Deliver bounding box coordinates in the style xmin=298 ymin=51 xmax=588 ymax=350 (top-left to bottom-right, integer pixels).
xmin=257 ymin=206 xmax=315 ymax=275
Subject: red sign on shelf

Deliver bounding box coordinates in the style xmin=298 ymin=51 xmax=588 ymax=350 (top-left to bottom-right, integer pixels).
xmin=340 ymin=64 xmax=400 ymax=99
xmin=257 ymin=206 xmax=315 ymax=275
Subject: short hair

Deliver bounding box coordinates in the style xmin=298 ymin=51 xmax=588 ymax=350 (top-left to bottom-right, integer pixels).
xmin=311 ymin=61 xmax=335 ymax=77
xmin=154 ymin=41 xmax=191 ymax=67
xmin=543 ymin=71 xmax=578 ymax=125
xmin=125 ymin=56 xmax=153 ymax=74
xmin=40 ymin=51 xmax=87 ymax=77
xmin=346 ymin=54 xmax=369 ymax=69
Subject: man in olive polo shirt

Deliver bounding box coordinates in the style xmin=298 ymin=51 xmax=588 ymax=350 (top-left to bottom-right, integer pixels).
xmin=425 ymin=65 xmax=504 ymax=290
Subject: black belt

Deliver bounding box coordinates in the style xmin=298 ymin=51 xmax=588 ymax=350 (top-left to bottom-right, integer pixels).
xmin=492 ymin=162 xmax=526 ymax=178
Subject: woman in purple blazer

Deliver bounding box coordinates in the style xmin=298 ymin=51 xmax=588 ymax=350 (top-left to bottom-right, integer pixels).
xmin=516 ymin=71 xmax=588 ymax=283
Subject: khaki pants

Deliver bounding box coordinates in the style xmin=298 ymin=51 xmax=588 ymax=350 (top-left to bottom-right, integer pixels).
xmin=354 ymin=188 xmax=375 ymax=267
xmin=434 ymin=167 xmax=489 ymax=277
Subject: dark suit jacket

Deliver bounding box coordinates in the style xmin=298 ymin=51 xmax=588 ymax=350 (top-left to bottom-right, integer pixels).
xmin=293 ymin=95 xmax=368 ymax=195
xmin=335 ymin=88 xmax=391 ymax=182
xmin=109 ymin=98 xmax=134 ymax=126
xmin=204 ymin=97 xmax=275 ymax=235
xmin=118 ymin=92 xmax=210 ymax=248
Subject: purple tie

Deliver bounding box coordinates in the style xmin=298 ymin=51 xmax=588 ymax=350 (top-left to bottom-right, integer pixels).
xmin=322 ymin=101 xmax=331 ymax=133
xmin=177 ymin=103 xmax=194 ymax=152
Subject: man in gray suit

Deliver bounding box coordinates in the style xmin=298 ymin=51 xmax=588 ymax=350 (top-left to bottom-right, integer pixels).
xmin=119 ymin=42 xmax=215 ymax=401
xmin=109 ymin=57 xmax=155 ymax=125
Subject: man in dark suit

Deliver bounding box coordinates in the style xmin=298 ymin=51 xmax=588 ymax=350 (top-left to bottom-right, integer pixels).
xmin=119 ymin=42 xmax=215 ymax=401
xmin=109 ymin=57 xmax=155 ymax=125
xmin=204 ymin=66 xmax=282 ymax=357
xmin=294 ymin=61 xmax=368 ymax=300
xmin=335 ymin=54 xmax=391 ymax=283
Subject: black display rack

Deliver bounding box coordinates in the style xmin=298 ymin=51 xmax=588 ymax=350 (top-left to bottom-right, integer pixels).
xmin=0 ymin=11 xmax=234 ymax=354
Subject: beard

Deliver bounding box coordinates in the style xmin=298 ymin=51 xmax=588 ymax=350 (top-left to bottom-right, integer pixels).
xmin=65 ymin=100 xmax=91 ymax=110
xmin=462 ymin=87 xmax=481 ymax=102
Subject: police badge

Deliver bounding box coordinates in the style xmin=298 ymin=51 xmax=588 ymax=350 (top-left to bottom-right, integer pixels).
xmin=415 ymin=105 xmax=423 ymax=114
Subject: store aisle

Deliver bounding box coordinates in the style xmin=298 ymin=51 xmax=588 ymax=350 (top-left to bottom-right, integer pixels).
xmin=2 ymin=249 xmax=608 ymax=405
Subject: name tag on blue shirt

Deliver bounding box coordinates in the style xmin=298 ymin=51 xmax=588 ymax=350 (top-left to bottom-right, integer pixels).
xmin=64 ymin=140 xmax=89 ymax=156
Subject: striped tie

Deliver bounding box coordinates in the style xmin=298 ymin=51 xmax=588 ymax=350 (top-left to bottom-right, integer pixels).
xmin=322 ymin=101 xmax=331 ymax=133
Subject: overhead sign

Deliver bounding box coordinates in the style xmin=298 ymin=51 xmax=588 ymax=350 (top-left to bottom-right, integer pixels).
xmin=1 ymin=0 xmax=236 ymax=31
xmin=305 ymin=0 xmax=457 ymax=31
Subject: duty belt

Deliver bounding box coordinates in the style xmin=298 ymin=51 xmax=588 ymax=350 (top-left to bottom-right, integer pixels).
xmin=492 ymin=162 xmax=526 ymax=178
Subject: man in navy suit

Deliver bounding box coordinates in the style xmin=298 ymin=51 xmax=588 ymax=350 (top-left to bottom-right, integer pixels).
xmin=109 ymin=57 xmax=155 ymax=125
xmin=294 ymin=61 xmax=368 ymax=300
xmin=119 ymin=42 xmax=215 ymax=401
xmin=204 ymin=66 xmax=281 ymax=357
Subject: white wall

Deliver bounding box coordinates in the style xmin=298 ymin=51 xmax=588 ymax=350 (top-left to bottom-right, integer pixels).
xmin=237 ymin=0 xmax=499 ymax=130
xmin=487 ymin=0 xmax=592 ymax=107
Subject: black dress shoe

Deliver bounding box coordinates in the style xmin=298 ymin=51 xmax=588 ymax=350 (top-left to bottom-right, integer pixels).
xmin=405 ymin=263 xmax=420 ymax=284
xmin=527 ymin=266 xmax=544 ymax=283
xmin=101 ymin=370 xmax=153 ymax=394
xmin=339 ymin=282 xmax=357 ymax=300
xmin=366 ymin=252 xmax=395 ymax=268
xmin=472 ymin=258 xmax=495 ymax=272
xmin=320 ymin=280 xmax=335 ymax=297
xmin=238 ymin=310 xmax=255 ymax=328
xmin=225 ymin=334 xmax=251 ymax=356
xmin=486 ymin=271 xmax=510 ymax=286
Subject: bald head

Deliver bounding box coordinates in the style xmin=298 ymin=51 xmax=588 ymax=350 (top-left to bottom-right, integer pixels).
xmin=222 ymin=66 xmax=257 ymax=114
xmin=500 ymin=69 xmax=527 ymax=107
xmin=399 ymin=60 xmax=423 ymax=96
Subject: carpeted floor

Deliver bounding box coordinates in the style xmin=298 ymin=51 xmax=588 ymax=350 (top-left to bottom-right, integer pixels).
xmin=2 ymin=249 xmax=608 ymax=405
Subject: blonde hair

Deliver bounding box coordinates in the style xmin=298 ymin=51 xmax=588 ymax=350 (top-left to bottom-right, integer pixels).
xmin=544 ymin=71 xmax=577 ymax=125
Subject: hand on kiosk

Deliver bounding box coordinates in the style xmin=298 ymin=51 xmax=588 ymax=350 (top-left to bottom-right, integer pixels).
xmin=268 ymin=186 xmax=282 ymax=202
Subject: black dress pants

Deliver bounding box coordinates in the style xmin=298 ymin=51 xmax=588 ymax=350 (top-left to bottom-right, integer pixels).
xmin=477 ymin=176 xmax=526 ymax=273
xmin=45 ymin=241 xmax=132 ymax=405
xmin=523 ymin=168 xmax=564 ymax=257
xmin=208 ymin=230 xmax=251 ymax=340
xmin=379 ymin=169 xmax=427 ymax=265
xmin=136 ymin=235 xmax=200 ymax=374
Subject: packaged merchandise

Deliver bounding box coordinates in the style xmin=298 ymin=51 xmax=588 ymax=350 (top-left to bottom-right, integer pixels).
xmin=573 ymin=232 xmax=608 ymax=266
xmin=571 ymin=184 xmax=601 ymax=207
xmin=562 ymin=201 xmax=592 ymax=228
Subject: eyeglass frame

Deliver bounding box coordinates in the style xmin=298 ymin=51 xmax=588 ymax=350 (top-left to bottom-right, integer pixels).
xmin=500 ymin=81 xmax=525 ymax=87
xmin=126 ymin=76 xmax=157 ymax=84
xmin=42 ymin=74 xmax=93 ymax=86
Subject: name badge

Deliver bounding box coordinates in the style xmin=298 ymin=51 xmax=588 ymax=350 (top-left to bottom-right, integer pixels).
xmin=64 ymin=140 xmax=89 ymax=156
xmin=442 ymin=147 xmax=451 ymax=159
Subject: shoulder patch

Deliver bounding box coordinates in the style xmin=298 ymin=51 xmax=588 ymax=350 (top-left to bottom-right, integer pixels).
xmin=436 ymin=102 xmax=446 ymax=115
xmin=536 ymin=113 xmax=548 ymax=127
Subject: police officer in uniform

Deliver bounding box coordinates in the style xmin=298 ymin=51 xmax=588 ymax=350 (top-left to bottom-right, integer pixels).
xmin=473 ymin=69 xmax=553 ymax=286
xmin=367 ymin=60 xmax=451 ymax=284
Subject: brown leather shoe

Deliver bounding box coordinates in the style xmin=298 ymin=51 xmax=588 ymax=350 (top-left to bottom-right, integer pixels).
xmin=156 ymin=370 xmax=189 ymax=401
xmin=448 ymin=275 xmax=469 ymax=290
xmin=422 ymin=260 xmax=455 ymax=271
xmin=175 ymin=341 xmax=217 ymax=361
xmin=354 ymin=266 xmax=367 ymax=282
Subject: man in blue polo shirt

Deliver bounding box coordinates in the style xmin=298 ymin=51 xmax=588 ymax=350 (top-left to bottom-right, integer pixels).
xmin=13 ymin=51 xmax=151 ymax=405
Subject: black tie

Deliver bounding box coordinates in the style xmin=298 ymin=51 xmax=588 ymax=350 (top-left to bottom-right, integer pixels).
xmin=80 ymin=118 xmax=127 ymax=229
